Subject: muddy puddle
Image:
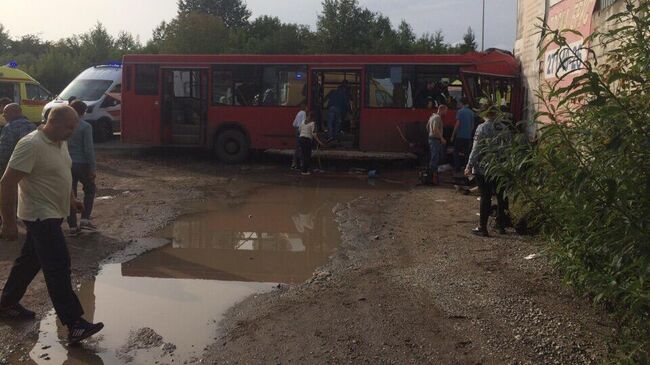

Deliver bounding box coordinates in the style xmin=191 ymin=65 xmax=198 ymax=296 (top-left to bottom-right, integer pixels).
xmin=25 ymin=175 xmax=410 ymax=364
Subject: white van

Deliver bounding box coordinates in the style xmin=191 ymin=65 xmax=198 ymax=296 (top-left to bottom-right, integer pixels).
xmin=43 ymin=64 xmax=122 ymax=142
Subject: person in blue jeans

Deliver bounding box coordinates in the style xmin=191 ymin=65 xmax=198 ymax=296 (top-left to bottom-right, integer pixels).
xmin=452 ymin=97 xmax=476 ymax=172
xmin=427 ymin=105 xmax=448 ymax=185
xmin=325 ymin=83 xmax=350 ymax=141
xmin=67 ymin=100 xmax=97 ymax=236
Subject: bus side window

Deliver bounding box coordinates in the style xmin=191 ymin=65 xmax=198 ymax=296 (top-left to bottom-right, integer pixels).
xmin=135 ymin=65 xmax=160 ymax=95
xmin=263 ymin=66 xmax=307 ymax=107
xmin=212 ymin=69 xmax=234 ymax=105
xmin=366 ymin=66 xmax=414 ymax=109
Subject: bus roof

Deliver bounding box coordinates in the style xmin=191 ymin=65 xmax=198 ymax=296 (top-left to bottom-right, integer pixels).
xmin=0 ymin=65 xmax=38 ymax=83
xmin=123 ymin=50 xmax=519 ymax=78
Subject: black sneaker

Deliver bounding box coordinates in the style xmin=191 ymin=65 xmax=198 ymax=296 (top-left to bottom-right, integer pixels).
xmin=68 ymin=319 xmax=104 ymax=345
xmin=0 ymin=303 xmax=36 ymax=320
xmin=471 ymin=227 xmax=489 ymax=237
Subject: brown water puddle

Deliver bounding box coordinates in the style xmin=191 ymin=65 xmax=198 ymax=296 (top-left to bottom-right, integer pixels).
xmin=27 ymin=176 xmax=410 ymax=364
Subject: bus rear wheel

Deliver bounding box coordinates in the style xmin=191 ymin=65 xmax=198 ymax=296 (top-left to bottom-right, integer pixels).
xmin=214 ymin=129 xmax=250 ymax=163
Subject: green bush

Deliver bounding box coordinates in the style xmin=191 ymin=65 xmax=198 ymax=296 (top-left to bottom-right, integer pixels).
xmin=485 ymin=1 xmax=649 ymax=362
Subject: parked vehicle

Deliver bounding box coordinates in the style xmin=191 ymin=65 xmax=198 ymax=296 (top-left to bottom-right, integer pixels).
xmin=122 ymin=51 xmax=521 ymax=163
xmin=43 ymin=64 xmax=122 ymax=142
xmin=0 ymin=62 xmax=53 ymax=124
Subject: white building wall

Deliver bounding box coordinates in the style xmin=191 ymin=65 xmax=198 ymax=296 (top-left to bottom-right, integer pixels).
xmin=514 ymin=0 xmax=547 ymax=128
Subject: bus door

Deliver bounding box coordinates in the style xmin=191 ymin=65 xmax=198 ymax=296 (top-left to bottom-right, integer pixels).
xmin=310 ymin=68 xmax=361 ymax=149
xmin=161 ymin=68 xmax=208 ymax=145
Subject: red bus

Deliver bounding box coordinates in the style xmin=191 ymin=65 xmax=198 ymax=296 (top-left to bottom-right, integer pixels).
xmin=121 ymin=51 xmax=521 ymax=163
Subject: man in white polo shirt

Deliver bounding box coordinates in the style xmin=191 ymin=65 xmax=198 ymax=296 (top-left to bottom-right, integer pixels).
xmin=0 ymin=106 xmax=103 ymax=345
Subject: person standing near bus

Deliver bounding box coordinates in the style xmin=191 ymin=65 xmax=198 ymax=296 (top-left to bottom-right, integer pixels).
xmin=0 ymin=104 xmax=37 ymax=175
xmin=0 ymin=98 xmax=13 ymax=127
xmin=452 ymin=98 xmax=476 ymax=173
xmin=465 ymin=109 xmax=508 ymax=237
xmin=66 ymin=100 xmax=97 ymax=235
xmin=298 ymin=112 xmax=323 ymax=176
xmin=324 ymin=84 xmax=349 ymax=142
xmin=291 ymin=102 xmax=307 ymax=170
xmin=427 ymin=105 xmax=447 ymax=185
xmin=0 ymin=105 xmax=104 ymax=344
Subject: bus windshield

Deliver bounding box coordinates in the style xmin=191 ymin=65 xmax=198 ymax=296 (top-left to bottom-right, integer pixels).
xmin=59 ymin=79 xmax=113 ymax=102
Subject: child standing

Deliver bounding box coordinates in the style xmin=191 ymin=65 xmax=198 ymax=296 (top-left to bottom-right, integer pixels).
xmin=298 ymin=112 xmax=322 ymax=175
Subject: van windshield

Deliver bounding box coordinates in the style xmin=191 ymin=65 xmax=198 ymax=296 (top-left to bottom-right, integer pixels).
xmin=59 ymin=79 xmax=113 ymax=102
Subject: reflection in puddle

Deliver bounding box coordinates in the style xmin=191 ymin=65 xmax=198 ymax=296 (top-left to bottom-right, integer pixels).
xmin=30 ymin=265 xmax=271 ymax=364
xmin=29 ymin=179 xmax=407 ymax=364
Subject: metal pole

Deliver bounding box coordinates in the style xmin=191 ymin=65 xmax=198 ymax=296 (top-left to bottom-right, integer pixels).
xmin=482 ymin=0 xmax=485 ymax=51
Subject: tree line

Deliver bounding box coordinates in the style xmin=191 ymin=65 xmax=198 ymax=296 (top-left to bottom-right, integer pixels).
xmin=0 ymin=0 xmax=478 ymax=93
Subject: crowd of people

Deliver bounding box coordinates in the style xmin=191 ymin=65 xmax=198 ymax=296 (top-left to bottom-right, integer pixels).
xmin=426 ymin=98 xmax=511 ymax=237
xmin=290 ymin=88 xmax=511 ymax=237
xmin=0 ymin=101 xmax=103 ymax=345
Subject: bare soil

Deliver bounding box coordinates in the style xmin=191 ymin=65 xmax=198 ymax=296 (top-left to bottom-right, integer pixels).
xmin=0 ymin=148 xmax=617 ymax=364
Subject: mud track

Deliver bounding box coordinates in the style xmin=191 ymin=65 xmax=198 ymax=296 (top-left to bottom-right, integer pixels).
xmin=0 ymin=149 xmax=616 ymax=364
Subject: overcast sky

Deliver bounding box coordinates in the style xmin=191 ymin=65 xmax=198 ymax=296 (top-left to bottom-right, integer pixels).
xmin=1 ymin=0 xmax=517 ymax=50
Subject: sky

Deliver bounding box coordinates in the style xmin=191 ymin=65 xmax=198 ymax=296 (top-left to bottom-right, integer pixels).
xmin=0 ymin=0 xmax=517 ymax=50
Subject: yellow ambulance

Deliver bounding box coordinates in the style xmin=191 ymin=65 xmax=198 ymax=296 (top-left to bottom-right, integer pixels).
xmin=0 ymin=62 xmax=53 ymax=125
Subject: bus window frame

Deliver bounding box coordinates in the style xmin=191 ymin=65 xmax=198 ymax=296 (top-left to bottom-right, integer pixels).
xmin=211 ymin=64 xmax=308 ymax=108
xmin=135 ymin=64 xmax=161 ymax=96
xmin=365 ymin=64 xmax=465 ymax=110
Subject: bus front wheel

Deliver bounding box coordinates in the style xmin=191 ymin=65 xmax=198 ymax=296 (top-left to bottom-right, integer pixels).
xmin=214 ymin=129 xmax=250 ymax=163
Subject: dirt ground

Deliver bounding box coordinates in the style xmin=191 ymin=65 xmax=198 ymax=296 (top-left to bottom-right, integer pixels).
xmin=0 ymin=148 xmax=617 ymax=364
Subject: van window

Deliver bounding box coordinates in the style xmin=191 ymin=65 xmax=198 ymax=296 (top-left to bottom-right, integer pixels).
xmin=110 ymin=84 xmax=121 ymax=93
xmin=25 ymin=84 xmax=52 ymax=101
xmin=59 ymin=79 xmax=113 ymax=101
xmin=135 ymin=64 xmax=160 ymax=96
xmin=0 ymin=82 xmax=15 ymax=101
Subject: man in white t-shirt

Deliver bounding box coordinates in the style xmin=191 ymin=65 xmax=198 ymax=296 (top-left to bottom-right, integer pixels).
xmin=0 ymin=105 xmax=104 ymax=345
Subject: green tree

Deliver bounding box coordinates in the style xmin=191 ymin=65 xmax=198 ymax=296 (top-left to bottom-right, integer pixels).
xmin=78 ymin=23 xmax=115 ymax=65
xmin=31 ymin=47 xmax=82 ymax=93
xmin=316 ymin=0 xmax=377 ymax=53
xmin=242 ymin=16 xmax=312 ymax=54
xmin=395 ymin=20 xmax=415 ymax=54
xmin=143 ymin=21 xmax=169 ymax=53
xmin=0 ymin=24 xmax=10 ymax=56
xmin=10 ymin=34 xmax=48 ymax=55
xmin=366 ymin=15 xmax=399 ymax=54
xmin=457 ymin=27 xmax=477 ymax=53
xmin=414 ymin=30 xmax=448 ymax=54
xmin=177 ymin=0 xmax=251 ymax=28
xmin=159 ymin=12 xmax=230 ymax=54
xmin=114 ymin=31 xmax=142 ymax=55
